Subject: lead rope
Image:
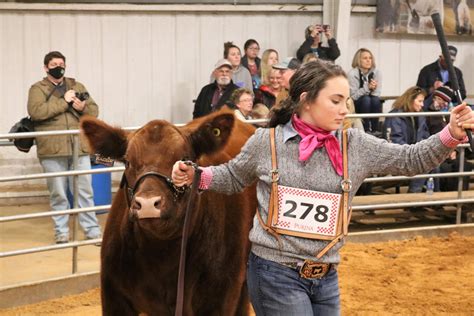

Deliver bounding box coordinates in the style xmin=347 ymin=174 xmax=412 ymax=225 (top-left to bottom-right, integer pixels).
xmin=175 ymin=162 xmax=202 ymax=316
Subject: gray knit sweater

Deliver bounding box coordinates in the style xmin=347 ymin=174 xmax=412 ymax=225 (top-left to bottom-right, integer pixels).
xmin=207 ymin=121 xmax=453 ymax=264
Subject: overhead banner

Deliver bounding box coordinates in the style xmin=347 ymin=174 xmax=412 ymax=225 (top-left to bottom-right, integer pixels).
xmin=376 ymin=0 xmax=473 ymax=36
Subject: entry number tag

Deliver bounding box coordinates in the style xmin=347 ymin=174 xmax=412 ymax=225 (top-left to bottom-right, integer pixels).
xmin=276 ymin=185 xmax=341 ymax=237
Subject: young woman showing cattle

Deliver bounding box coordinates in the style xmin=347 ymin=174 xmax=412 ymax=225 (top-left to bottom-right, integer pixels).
xmin=172 ymin=60 xmax=474 ymax=315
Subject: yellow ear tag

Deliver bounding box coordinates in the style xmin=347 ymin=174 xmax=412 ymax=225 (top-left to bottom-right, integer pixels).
xmin=213 ymin=128 xmax=221 ymax=137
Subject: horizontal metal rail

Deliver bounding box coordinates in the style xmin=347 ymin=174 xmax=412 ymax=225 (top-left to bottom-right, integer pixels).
xmin=351 ymin=198 xmax=474 ymax=211
xmin=2 ymin=198 xmax=473 ymax=259
xmin=0 ymin=205 xmax=110 ymax=223
xmin=0 ymin=167 xmax=470 ymax=185
xmin=365 ymin=171 xmax=474 ymax=183
xmin=0 ymin=238 xmax=102 ymax=258
xmin=0 ymin=111 xmax=463 ymax=140
xmin=0 ymin=166 xmax=124 ymax=183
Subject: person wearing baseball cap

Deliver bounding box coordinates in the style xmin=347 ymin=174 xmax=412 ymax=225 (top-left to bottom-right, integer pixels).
xmin=416 ymin=45 xmax=466 ymax=100
xmin=433 ymin=85 xmax=455 ymax=104
xmin=193 ymin=58 xmax=239 ymax=118
xmin=272 ymin=57 xmax=302 ymax=108
xmin=425 ymin=85 xmax=456 ymax=136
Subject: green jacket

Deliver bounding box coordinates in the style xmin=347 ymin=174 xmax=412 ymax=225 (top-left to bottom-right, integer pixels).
xmin=27 ymin=77 xmax=99 ymax=158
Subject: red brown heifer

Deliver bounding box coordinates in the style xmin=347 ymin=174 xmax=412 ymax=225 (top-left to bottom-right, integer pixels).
xmin=80 ymin=110 xmax=257 ymax=316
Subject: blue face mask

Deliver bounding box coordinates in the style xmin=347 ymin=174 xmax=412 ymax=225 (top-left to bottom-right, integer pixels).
xmin=48 ymin=66 xmax=65 ymax=79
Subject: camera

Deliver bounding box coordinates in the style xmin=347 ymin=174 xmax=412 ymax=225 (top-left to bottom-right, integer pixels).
xmin=313 ymin=24 xmax=330 ymax=34
xmin=75 ymin=92 xmax=89 ymax=102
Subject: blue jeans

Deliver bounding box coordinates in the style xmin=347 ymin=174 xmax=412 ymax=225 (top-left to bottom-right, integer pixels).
xmin=40 ymin=156 xmax=101 ymax=238
xmin=354 ymin=95 xmax=382 ymax=132
xmin=247 ymin=252 xmax=340 ymax=316
xmin=408 ymin=167 xmax=441 ymax=193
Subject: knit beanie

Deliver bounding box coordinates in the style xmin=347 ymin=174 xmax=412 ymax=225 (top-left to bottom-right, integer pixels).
xmin=433 ymin=86 xmax=455 ymax=103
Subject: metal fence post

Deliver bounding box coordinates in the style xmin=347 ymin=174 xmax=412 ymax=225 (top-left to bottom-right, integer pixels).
xmin=72 ymin=135 xmax=79 ymax=274
xmin=456 ymin=147 xmax=466 ymax=225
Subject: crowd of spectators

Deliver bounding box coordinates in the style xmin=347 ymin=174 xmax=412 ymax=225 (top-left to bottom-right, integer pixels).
xmin=192 ymin=24 xmax=471 ymax=197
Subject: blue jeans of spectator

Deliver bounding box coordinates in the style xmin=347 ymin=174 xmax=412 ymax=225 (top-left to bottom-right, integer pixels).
xmin=247 ymin=252 xmax=340 ymax=316
xmin=408 ymin=167 xmax=440 ymax=193
xmin=40 ymin=156 xmax=101 ymax=238
xmin=354 ymin=95 xmax=382 ymax=132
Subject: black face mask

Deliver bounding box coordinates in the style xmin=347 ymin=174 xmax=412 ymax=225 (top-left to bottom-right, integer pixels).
xmin=48 ymin=66 xmax=65 ymax=79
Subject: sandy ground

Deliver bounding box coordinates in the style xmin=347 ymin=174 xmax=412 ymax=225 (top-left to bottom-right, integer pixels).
xmin=0 ymin=204 xmax=105 ymax=286
xmin=1 ymin=232 xmax=473 ymax=315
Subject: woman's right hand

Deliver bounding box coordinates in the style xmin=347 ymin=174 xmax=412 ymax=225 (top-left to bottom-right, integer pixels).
xmin=172 ymin=161 xmax=195 ymax=187
xmin=368 ymin=79 xmax=377 ymax=91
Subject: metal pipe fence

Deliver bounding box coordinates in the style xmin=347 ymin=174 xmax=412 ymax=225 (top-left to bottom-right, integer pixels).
xmin=0 ymin=112 xmax=473 ymax=284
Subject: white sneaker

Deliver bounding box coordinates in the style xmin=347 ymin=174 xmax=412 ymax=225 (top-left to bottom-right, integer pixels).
xmin=55 ymin=235 xmax=69 ymax=244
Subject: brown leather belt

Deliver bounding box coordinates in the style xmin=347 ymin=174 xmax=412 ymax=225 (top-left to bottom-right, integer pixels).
xmin=280 ymin=260 xmax=335 ymax=279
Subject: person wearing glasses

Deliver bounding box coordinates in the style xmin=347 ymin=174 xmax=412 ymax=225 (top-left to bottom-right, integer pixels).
xmin=255 ymin=68 xmax=283 ymax=110
xmin=230 ymin=88 xmax=255 ymax=121
xmin=241 ymin=39 xmax=262 ymax=91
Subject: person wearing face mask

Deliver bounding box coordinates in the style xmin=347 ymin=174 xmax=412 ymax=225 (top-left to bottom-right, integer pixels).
xmin=193 ymin=58 xmax=239 ymax=119
xmin=27 ymin=51 xmax=101 ymax=244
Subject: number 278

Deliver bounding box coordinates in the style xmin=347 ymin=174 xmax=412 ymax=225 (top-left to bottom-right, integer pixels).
xmin=283 ymin=200 xmax=329 ymax=222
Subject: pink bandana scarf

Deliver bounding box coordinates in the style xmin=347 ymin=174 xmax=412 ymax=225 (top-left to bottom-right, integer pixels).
xmin=291 ymin=114 xmax=343 ymax=176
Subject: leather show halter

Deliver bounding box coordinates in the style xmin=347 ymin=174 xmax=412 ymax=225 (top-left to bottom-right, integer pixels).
xmin=119 ymin=161 xmax=202 ymax=316
xmin=256 ymin=128 xmax=351 ymax=260
xmin=120 ymin=170 xmax=188 ymax=208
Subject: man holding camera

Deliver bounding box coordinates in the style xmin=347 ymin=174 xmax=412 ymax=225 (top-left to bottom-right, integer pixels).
xmin=27 ymin=51 xmax=101 ymax=244
xmin=296 ymin=24 xmax=341 ymax=62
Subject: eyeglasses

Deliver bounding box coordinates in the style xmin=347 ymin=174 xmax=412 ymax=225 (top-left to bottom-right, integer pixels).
xmin=248 ymin=46 xmax=260 ymax=51
xmin=240 ymin=98 xmax=253 ymax=103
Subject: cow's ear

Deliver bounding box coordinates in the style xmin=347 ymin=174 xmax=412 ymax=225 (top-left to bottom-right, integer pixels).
xmin=188 ymin=113 xmax=235 ymax=158
xmin=80 ymin=116 xmax=128 ymax=162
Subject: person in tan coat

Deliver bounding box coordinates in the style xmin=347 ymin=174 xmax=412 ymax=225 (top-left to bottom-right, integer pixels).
xmin=27 ymin=51 xmax=101 ymax=244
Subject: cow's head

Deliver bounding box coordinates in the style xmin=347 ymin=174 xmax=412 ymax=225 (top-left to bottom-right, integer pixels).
xmin=80 ymin=111 xmax=236 ymax=239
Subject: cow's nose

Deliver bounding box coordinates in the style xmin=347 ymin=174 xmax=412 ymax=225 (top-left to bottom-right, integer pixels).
xmin=132 ymin=196 xmax=162 ymax=219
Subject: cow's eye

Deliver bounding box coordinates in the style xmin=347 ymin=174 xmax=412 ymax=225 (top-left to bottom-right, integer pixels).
xmin=212 ymin=128 xmax=221 ymax=137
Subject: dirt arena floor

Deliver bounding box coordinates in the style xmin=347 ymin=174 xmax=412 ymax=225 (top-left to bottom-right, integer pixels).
xmin=2 ymin=232 xmax=473 ymax=315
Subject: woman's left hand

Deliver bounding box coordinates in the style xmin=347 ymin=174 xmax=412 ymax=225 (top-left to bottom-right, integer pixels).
xmin=448 ymin=102 xmax=474 ymax=140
